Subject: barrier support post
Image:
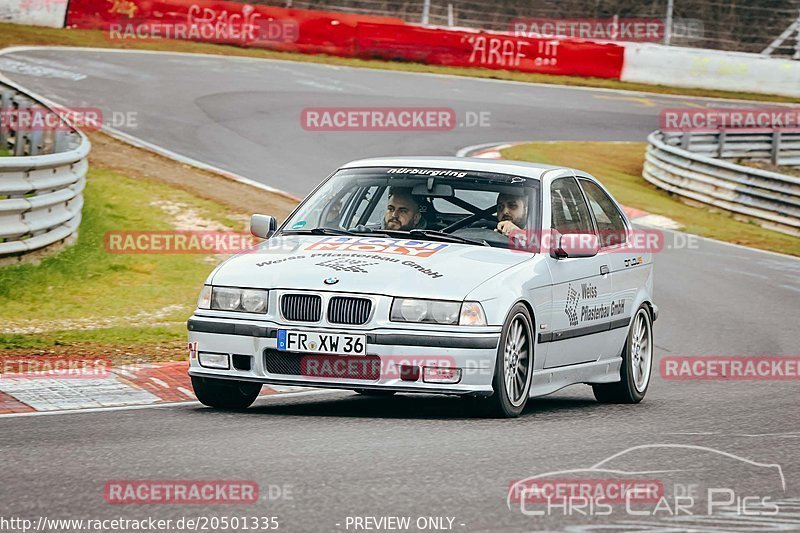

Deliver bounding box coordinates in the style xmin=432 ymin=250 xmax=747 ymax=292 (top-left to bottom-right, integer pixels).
xmin=0 ymin=91 xmax=11 ymax=147
xmin=30 ymin=129 xmax=43 ymax=156
xmin=54 ymin=130 xmax=70 ymax=153
xmin=680 ymin=132 xmax=691 ymax=151
xmin=664 ymin=0 xmax=674 ymax=46
xmin=772 ymin=131 xmax=782 ymax=165
xmin=794 ymin=11 xmax=800 ymax=60
xmin=13 ymin=99 xmax=29 ymax=157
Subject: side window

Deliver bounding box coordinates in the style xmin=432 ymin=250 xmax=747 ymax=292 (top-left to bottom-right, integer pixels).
xmin=579 ymin=179 xmax=628 ymax=247
xmin=550 ymin=178 xmax=594 ymax=235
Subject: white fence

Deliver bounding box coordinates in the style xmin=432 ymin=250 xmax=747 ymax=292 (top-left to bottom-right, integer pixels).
xmin=0 ymin=0 xmax=68 ymax=28
xmin=644 ymin=130 xmax=800 ymax=236
xmin=0 ymin=82 xmax=90 ymax=259
xmin=621 ymin=43 xmax=800 ymax=98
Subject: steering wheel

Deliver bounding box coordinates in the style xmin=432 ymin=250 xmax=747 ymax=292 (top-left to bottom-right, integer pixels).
xmin=441 ymin=206 xmax=497 ymax=233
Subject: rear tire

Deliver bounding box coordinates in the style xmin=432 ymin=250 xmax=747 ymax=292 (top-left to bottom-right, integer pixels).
xmin=191 ymin=376 xmax=261 ymax=409
xmin=472 ymin=303 xmax=533 ymax=418
xmin=593 ymin=305 xmax=653 ymax=404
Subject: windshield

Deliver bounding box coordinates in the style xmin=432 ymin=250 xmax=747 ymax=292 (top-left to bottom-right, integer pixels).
xmin=281 ymin=166 xmax=540 ymax=250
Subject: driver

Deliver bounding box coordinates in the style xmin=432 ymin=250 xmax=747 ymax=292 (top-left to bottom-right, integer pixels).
xmin=383 ymin=187 xmax=425 ymax=231
xmin=495 ymin=191 xmax=528 ymax=236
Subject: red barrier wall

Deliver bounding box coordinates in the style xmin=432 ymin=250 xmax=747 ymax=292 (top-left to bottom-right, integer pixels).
xmin=66 ymin=1 xmax=623 ymax=79
xmin=355 ymin=23 xmax=625 ymax=79
xmin=66 ymin=0 xmax=405 ymax=56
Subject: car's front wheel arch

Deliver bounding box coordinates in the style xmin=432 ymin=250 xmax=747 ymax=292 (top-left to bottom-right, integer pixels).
xmin=470 ymin=301 xmax=535 ymax=418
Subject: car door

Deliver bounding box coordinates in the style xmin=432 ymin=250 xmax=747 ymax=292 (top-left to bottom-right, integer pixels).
xmin=542 ymin=176 xmax=615 ymax=368
xmin=577 ymin=176 xmax=644 ymax=360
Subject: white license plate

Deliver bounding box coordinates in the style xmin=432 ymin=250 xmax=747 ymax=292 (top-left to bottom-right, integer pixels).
xmin=277 ymin=330 xmax=366 ymax=356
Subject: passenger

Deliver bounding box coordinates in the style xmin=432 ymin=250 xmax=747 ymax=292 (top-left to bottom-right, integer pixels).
xmin=495 ymin=191 xmax=528 ymax=236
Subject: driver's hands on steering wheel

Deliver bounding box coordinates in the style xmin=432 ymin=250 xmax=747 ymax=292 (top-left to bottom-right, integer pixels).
xmin=496 ymin=220 xmax=522 ymax=236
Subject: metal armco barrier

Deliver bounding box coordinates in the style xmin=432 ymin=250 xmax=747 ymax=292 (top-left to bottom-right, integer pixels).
xmin=0 ymin=82 xmax=90 ymax=258
xmin=644 ymin=130 xmax=800 ymax=237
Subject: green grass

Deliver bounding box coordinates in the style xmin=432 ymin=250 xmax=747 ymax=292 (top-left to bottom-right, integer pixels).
xmin=0 ymin=167 xmax=242 ymax=349
xmin=0 ymin=325 xmax=186 ymax=350
xmin=0 ymin=148 xmax=10 ymax=156
xmin=0 ymin=22 xmax=798 ymax=103
xmin=502 ymin=141 xmax=800 ymax=256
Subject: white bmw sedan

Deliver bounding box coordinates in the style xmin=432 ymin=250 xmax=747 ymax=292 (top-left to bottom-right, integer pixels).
xmin=188 ymin=157 xmax=657 ymax=417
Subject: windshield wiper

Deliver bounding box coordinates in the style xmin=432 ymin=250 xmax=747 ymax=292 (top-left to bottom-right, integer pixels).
xmin=286 ymin=227 xmax=359 ymax=236
xmin=376 ymin=229 xmax=488 ymax=246
xmin=287 ymin=227 xmax=406 ymax=239
xmin=410 ymin=229 xmax=490 ymax=246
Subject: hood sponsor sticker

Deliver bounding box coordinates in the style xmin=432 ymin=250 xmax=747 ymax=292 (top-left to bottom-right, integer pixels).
xmin=305 ymin=237 xmax=448 ymax=257
xmin=256 ymin=252 xmax=444 ymax=278
xmin=316 ymin=258 xmax=378 ymax=273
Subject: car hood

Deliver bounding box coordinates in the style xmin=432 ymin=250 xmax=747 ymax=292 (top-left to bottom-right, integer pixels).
xmin=211 ymin=234 xmax=532 ymax=300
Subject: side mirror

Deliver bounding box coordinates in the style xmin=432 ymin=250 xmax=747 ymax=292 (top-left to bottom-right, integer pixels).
xmin=250 ymin=214 xmax=277 ymax=239
xmin=551 ymin=232 xmax=599 ymax=259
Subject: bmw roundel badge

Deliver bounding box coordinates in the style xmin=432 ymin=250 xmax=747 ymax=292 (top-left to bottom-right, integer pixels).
xmin=324 ymin=277 xmax=339 ymax=285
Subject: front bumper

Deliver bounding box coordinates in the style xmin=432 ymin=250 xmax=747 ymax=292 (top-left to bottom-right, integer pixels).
xmin=187 ymin=316 xmax=500 ymax=395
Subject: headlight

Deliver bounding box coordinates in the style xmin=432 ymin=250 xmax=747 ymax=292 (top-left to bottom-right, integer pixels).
xmin=207 ymin=287 xmax=268 ymax=314
xmin=430 ymin=301 xmax=460 ymax=324
xmin=391 ymin=299 xmax=484 ymax=325
xmin=241 ymin=289 xmax=268 ymax=313
xmin=398 ymin=299 xmax=429 ymax=322
xmin=212 ymin=287 xmax=241 ymax=311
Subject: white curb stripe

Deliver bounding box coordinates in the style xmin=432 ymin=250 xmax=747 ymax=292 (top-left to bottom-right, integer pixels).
xmin=0 ymin=388 xmax=341 ymax=418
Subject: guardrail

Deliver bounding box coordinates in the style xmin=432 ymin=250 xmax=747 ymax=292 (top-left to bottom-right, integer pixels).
xmin=0 ymin=81 xmax=90 ymax=260
xmin=643 ymin=130 xmax=800 ymax=237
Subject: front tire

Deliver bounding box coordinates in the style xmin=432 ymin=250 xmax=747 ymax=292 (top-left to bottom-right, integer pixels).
xmin=593 ymin=305 xmax=653 ymax=404
xmin=191 ymin=376 xmax=261 ymax=409
xmin=473 ymin=303 xmax=534 ymax=418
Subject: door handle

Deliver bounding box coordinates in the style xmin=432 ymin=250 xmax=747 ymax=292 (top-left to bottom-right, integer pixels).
xmin=600 ymin=265 xmax=610 ymax=275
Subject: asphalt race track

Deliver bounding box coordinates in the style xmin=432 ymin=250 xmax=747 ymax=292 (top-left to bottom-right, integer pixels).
xmin=1 ymin=48 xmax=799 ymax=531
xmin=0 ymin=47 xmax=732 ymax=196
